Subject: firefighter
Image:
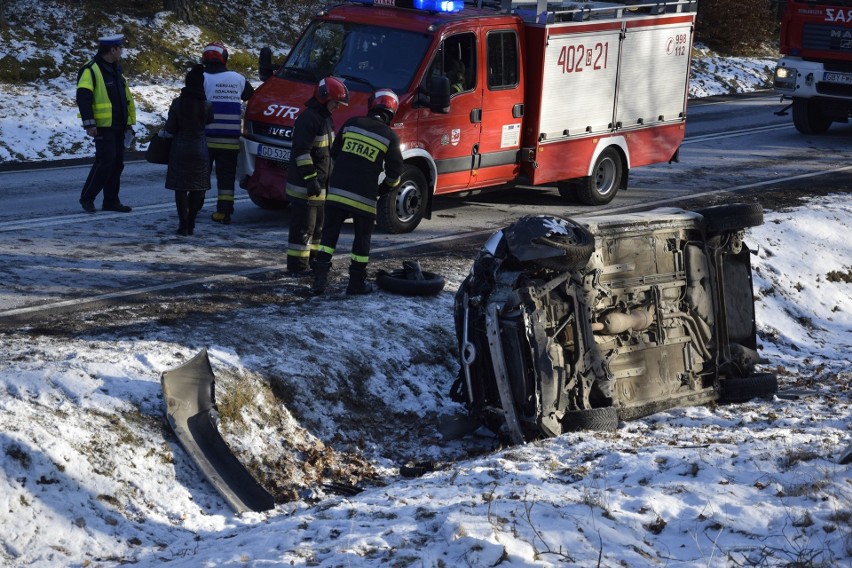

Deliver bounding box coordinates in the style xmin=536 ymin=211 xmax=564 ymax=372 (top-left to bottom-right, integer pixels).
xmin=285 ymin=76 xmax=349 ymax=274
xmin=202 ymin=41 xmax=254 ymax=225
xmin=312 ymin=88 xmax=404 ymax=295
xmin=76 ymin=33 xmax=136 ymax=213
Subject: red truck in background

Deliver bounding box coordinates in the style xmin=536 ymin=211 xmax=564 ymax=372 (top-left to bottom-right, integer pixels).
xmin=774 ymin=0 xmax=852 ymax=133
xmin=238 ymin=0 xmax=697 ymax=233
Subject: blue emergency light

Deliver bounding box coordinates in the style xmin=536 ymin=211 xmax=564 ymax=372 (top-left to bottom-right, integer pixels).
xmin=347 ymin=0 xmax=464 ymax=13
xmin=413 ymin=0 xmax=464 ymax=12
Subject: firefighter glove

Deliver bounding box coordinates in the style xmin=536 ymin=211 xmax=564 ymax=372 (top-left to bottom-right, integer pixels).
xmin=378 ymin=181 xmax=394 ymax=197
xmin=306 ymin=178 xmax=321 ymax=197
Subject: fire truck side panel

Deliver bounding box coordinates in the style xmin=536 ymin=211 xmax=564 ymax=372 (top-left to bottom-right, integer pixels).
xmin=537 ymin=25 xmax=621 ymax=139
xmin=615 ymin=19 xmax=693 ymax=130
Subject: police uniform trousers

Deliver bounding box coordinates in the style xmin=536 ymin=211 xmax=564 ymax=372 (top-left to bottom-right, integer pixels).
xmin=80 ymin=127 xmax=125 ymax=207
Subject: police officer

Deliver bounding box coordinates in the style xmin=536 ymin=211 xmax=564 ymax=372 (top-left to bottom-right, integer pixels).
xmin=76 ymin=33 xmax=136 ymax=213
xmin=285 ymin=76 xmax=349 ymax=275
xmin=312 ymin=88 xmax=404 ymax=295
xmin=202 ymin=41 xmax=254 ymax=224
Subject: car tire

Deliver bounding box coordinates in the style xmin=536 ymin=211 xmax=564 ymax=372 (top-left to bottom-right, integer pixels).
xmin=696 ymin=202 xmax=763 ymax=234
xmin=560 ymin=147 xmax=623 ymax=206
xmin=561 ymin=406 xmax=618 ymax=432
xmin=376 ymin=165 xmax=428 ymax=234
xmin=792 ymin=98 xmax=832 ymax=135
xmin=376 ymin=269 xmax=446 ymax=296
xmin=720 ymin=372 xmax=778 ymax=403
xmin=519 ymin=219 xmax=596 ymax=272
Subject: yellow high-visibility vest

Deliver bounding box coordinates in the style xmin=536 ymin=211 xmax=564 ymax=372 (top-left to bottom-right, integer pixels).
xmin=77 ymin=61 xmax=136 ymax=127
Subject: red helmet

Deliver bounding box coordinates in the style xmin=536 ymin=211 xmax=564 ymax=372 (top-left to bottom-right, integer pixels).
xmin=202 ymin=41 xmax=228 ymax=64
xmin=369 ymin=88 xmax=399 ymax=123
xmin=315 ymin=76 xmax=349 ymax=106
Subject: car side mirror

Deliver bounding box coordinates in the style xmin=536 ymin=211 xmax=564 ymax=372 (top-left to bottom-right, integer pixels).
xmin=259 ymin=46 xmax=274 ymax=82
xmin=428 ymin=76 xmax=451 ymax=113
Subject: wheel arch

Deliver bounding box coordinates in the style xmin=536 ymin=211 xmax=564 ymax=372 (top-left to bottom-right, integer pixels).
xmin=588 ymin=137 xmax=630 ymax=190
xmin=399 ymin=148 xmax=437 ymax=220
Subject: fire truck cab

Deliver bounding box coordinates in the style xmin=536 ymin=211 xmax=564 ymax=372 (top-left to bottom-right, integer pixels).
xmin=239 ymin=0 xmax=697 ymax=233
xmin=774 ymin=0 xmax=852 ymax=134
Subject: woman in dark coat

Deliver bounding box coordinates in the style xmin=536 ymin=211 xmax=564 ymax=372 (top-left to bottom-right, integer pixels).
xmin=164 ymin=64 xmax=214 ymax=235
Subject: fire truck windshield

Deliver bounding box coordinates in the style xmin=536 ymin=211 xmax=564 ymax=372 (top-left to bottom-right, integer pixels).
xmin=280 ymin=21 xmax=431 ymax=93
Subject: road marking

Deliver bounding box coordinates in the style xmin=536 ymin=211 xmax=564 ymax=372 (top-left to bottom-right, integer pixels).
xmin=683 ymin=123 xmax=792 ymax=144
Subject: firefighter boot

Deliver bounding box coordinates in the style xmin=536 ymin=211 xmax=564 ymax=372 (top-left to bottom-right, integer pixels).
xmin=211 ymin=200 xmax=232 ymax=224
xmin=346 ymin=266 xmax=374 ymax=296
xmin=312 ymin=260 xmax=332 ymax=295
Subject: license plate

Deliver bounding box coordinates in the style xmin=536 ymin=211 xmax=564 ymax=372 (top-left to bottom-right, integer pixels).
xmin=823 ymin=71 xmax=852 ymax=85
xmin=257 ymin=144 xmax=290 ymax=162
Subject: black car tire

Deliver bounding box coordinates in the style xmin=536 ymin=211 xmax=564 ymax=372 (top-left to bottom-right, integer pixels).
xmin=696 ymin=203 xmax=763 ymax=234
xmin=376 ymin=165 xmax=428 ymax=234
xmin=532 ymin=227 xmax=596 ymax=271
xmin=792 ymin=98 xmax=832 ymax=135
xmin=720 ymin=372 xmax=778 ymax=403
xmin=376 ymin=269 xmax=446 ymax=296
xmin=561 ymin=406 xmax=618 ymax=432
xmin=558 ymin=147 xmax=623 ymax=206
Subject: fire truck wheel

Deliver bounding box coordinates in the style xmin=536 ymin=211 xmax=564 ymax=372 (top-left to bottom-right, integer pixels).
xmin=792 ymin=98 xmax=832 ymax=135
xmin=376 ymin=165 xmax=428 ymax=234
xmin=568 ymin=147 xmax=623 ymax=206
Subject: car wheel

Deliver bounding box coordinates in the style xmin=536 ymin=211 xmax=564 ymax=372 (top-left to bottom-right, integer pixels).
xmin=792 ymin=98 xmax=832 ymax=135
xmin=696 ymin=202 xmax=763 ymax=234
xmin=376 ymin=165 xmax=428 ymax=234
xmin=720 ymin=372 xmax=778 ymax=403
xmin=532 ymin=226 xmax=596 ymax=271
xmin=376 ymin=269 xmax=446 ymax=296
xmin=564 ymin=147 xmax=623 ymax=206
xmin=561 ymin=406 xmax=618 ymax=432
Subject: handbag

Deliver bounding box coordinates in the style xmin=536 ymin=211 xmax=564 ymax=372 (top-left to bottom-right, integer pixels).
xmin=145 ymin=130 xmax=172 ymax=165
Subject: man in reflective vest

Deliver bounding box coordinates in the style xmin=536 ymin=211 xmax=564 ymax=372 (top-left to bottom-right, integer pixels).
xmin=202 ymin=42 xmax=254 ymax=225
xmin=76 ymin=33 xmax=136 ymax=213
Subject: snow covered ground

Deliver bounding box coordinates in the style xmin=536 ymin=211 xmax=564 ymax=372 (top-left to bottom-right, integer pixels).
xmin=1 ymin=195 xmax=850 ymax=567
xmin=1 ymin=5 xmax=850 ymax=568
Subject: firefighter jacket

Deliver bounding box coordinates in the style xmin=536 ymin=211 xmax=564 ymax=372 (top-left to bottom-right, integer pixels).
xmin=76 ymin=54 xmax=136 ymax=130
xmin=203 ymin=62 xmax=254 ymax=151
xmin=286 ymin=98 xmax=334 ymax=206
xmin=326 ymin=114 xmax=403 ymax=219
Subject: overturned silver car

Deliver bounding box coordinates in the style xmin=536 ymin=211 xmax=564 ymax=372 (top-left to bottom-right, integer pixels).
xmin=451 ymin=204 xmax=777 ymax=444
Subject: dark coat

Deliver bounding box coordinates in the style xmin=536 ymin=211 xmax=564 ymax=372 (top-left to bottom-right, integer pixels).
xmin=164 ymin=86 xmax=214 ymax=191
xmin=285 ymin=97 xmax=334 ymax=206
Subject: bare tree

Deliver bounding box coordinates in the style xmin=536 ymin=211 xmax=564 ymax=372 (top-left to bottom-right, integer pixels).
xmin=164 ymin=0 xmax=193 ymax=24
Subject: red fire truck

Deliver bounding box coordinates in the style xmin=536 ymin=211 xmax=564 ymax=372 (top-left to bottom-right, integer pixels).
xmin=774 ymin=0 xmax=852 ymax=133
xmin=238 ymin=0 xmax=697 ymax=233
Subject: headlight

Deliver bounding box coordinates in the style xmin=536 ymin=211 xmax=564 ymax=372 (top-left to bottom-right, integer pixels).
xmin=774 ymin=66 xmax=797 ymax=90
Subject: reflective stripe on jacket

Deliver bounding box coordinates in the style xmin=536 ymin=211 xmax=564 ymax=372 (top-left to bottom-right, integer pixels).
xmin=285 ymin=98 xmax=334 ymax=205
xmin=203 ymin=69 xmax=248 ymax=150
xmin=326 ymin=115 xmax=403 ymax=219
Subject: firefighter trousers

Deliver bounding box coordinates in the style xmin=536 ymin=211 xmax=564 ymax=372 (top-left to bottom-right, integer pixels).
xmin=208 ymin=147 xmax=239 ymax=214
xmin=287 ymin=200 xmax=324 ymax=272
xmin=315 ymin=205 xmax=374 ymax=269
